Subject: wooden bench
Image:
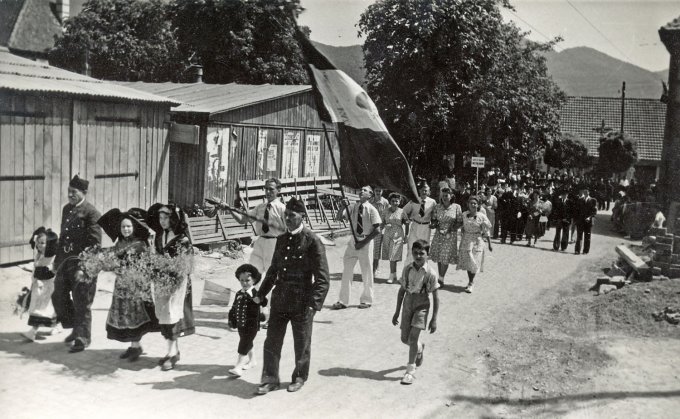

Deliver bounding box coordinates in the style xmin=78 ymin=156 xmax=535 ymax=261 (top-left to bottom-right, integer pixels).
xmin=186 ymin=213 xmax=253 ymax=246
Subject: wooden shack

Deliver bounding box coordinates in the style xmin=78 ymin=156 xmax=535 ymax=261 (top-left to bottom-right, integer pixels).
xmin=0 ymin=49 xmax=179 ymax=264
xmin=118 ymin=82 xmax=340 ymax=208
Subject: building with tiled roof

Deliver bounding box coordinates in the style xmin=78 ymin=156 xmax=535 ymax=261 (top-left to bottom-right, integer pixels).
xmin=0 ymin=0 xmax=68 ymax=61
xmin=559 ymin=96 xmax=666 ymax=182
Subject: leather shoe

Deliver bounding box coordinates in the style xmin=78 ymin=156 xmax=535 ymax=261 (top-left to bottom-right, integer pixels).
xmin=128 ymin=347 xmax=143 ymax=362
xmin=64 ymin=333 xmax=76 ymax=344
xmin=287 ymin=378 xmax=305 ymax=393
xmin=69 ymin=339 xmax=87 ymax=353
xmin=256 ymin=383 xmax=280 ymax=395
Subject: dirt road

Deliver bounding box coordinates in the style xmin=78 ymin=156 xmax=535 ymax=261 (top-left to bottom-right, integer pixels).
xmin=1 ymin=211 xmax=678 ymax=418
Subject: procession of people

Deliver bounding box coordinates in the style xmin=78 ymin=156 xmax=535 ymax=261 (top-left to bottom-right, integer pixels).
xmin=17 ymin=166 xmax=633 ymax=391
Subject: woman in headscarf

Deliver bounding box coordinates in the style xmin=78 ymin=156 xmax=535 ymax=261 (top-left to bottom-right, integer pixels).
xmin=99 ymin=208 xmax=158 ymax=362
xmin=147 ymin=204 xmax=195 ymax=371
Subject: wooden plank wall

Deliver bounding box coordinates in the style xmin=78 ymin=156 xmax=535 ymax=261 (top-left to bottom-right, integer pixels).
xmin=0 ymin=93 xmax=171 ymax=264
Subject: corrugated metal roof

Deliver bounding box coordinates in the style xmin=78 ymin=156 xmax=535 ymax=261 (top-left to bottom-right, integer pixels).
xmin=117 ymin=81 xmax=311 ymax=115
xmin=0 ymin=49 xmax=180 ymax=105
xmin=560 ymin=96 xmax=665 ymax=161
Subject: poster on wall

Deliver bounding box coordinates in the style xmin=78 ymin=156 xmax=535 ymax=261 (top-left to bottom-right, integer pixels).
xmin=267 ymin=144 xmax=278 ymax=173
xmin=282 ymin=130 xmax=301 ymax=178
xmin=257 ymin=129 xmax=268 ymax=178
xmin=206 ymin=126 xmax=230 ymax=187
xmin=304 ymin=134 xmax=321 ymax=177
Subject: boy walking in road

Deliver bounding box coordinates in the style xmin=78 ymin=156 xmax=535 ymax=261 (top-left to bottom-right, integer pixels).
xmin=392 ymin=239 xmax=439 ymax=385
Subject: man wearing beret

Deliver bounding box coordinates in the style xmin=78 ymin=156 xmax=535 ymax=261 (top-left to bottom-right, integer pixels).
xmin=52 ymin=175 xmax=102 ymax=353
xmin=253 ymin=197 xmax=330 ymax=395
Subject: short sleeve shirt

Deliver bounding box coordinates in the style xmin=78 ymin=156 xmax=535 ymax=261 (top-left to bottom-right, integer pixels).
xmin=248 ymin=199 xmax=286 ymax=237
xmin=399 ymin=262 xmax=440 ymax=294
xmin=348 ymin=201 xmax=381 ymax=237
xmin=403 ymin=197 xmax=437 ymax=223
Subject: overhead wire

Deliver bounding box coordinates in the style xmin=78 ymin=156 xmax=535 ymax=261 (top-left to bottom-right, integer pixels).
xmin=507 ymin=9 xmax=563 ymax=52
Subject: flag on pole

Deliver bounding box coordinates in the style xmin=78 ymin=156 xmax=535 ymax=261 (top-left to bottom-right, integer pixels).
xmin=294 ymin=27 xmax=420 ymax=202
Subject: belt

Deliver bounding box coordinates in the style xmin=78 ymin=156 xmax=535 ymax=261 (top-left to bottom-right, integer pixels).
xmin=411 ymin=220 xmax=430 ymax=225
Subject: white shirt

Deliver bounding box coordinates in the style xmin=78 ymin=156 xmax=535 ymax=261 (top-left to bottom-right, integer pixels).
xmin=248 ymin=199 xmax=286 ymax=237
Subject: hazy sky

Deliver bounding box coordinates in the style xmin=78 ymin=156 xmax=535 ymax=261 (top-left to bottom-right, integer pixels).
xmin=298 ymin=0 xmax=679 ymax=72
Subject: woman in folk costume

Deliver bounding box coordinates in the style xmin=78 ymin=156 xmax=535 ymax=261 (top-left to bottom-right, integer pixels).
xmin=147 ymin=203 xmax=195 ymax=371
xmin=99 ymin=208 xmax=159 ymax=362
xmin=22 ymin=228 xmax=60 ymax=341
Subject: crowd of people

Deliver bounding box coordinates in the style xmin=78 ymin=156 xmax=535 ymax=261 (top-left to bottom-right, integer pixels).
xmin=16 ymin=168 xmax=654 ymax=392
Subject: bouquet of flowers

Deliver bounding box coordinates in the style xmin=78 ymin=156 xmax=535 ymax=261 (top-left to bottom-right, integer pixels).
xmin=78 ymin=246 xmax=119 ymax=284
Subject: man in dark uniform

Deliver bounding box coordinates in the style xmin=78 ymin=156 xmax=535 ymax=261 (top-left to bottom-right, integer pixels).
xmin=550 ymin=188 xmax=572 ymax=251
xmin=574 ymin=185 xmax=598 ymax=255
xmin=498 ymin=182 xmax=519 ymax=244
xmin=52 ymin=175 xmax=102 ymax=353
xmin=253 ymin=197 xmax=330 ymax=395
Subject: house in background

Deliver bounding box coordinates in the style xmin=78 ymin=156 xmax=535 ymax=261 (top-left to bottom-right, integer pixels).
xmin=0 ymin=49 xmax=179 ymax=264
xmin=117 ymin=81 xmax=341 ymax=208
xmin=559 ymin=96 xmax=666 ymax=183
xmin=0 ymin=0 xmax=70 ymax=62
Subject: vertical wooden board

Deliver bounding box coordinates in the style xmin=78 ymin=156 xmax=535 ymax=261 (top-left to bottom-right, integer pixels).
xmin=85 ymin=102 xmax=98 ymax=210
xmin=23 ymin=97 xmax=37 ymax=260
xmin=61 ymin=97 xmax=71 ymax=207
xmin=138 ymin=108 xmax=148 ymax=208
xmin=71 ymin=101 xmax=81 ymax=178
xmin=12 ymin=96 xmax=26 ymax=259
xmin=111 ymin=119 xmax=121 ymax=210
xmin=33 ymin=99 xmax=45 ymax=236
xmin=104 ymin=118 xmax=114 ymax=211
xmin=149 ymin=107 xmax=158 ymax=203
xmin=0 ymin=96 xmax=15 ymax=262
xmin=50 ymin=99 xmax=63 ymax=237
xmin=159 ymin=108 xmax=170 ymax=204
xmin=94 ymin=104 xmax=105 ymax=209
xmin=42 ymin=99 xmax=54 ymax=229
xmin=121 ymin=121 xmax=132 ymax=210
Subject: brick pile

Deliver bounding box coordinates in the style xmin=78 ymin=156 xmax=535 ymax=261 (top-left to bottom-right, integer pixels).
xmin=647 ymin=220 xmax=680 ymax=278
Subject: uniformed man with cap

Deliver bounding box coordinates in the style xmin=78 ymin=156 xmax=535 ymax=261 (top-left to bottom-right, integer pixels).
xmin=252 ymin=197 xmax=330 ymax=395
xmin=52 ymin=175 xmax=102 ymax=353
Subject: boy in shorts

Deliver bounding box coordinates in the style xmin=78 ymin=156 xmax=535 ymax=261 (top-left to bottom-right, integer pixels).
xmin=392 ymin=239 xmax=440 ymax=385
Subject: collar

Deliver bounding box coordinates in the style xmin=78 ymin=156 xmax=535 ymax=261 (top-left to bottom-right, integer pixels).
xmin=288 ymin=224 xmax=304 ymax=235
xmin=75 ymin=198 xmax=85 ymax=207
xmin=241 ymin=286 xmax=255 ymax=296
xmin=410 ymin=262 xmax=426 ymax=271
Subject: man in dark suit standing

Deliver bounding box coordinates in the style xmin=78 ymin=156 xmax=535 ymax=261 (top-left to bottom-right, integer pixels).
xmin=52 ymin=175 xmax=102 ymax=353
xmin=574 ymin=185 xmax=598 ymax=255
xmin=498 ymin=182 xmax=519 ymax=244
xmin=550 ymin=188 xmax=572 ymax=251
xmin=253 ymin=197 xmax=330 ymax=395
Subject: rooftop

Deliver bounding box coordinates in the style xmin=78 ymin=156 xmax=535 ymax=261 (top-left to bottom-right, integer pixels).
xmin=559 ymin=96 xmax=666 ymax=162
xmin=117 ymin=81 xmax=311 ymax=115
xmin=0 ymin=48 xmax=180 ymax=105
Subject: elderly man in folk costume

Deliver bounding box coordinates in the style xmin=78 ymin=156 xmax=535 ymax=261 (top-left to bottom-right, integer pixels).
xmin=253 ymin=197 xmax=330 ymax=395
xmin=52 ymin=175 xmax=102 ymax=353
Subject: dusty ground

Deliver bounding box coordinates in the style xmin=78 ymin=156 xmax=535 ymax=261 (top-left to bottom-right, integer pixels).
xmin=0 ymin=211 xmax=678 ymax=418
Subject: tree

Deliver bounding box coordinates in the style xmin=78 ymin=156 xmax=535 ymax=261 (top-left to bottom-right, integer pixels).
xmin=49 ymin=0 xmax=183 ymax=82
xmin=358 ymin=0 xmax=565 ymax=177
xmin=544 ymin=132 xmax=591 ymax=170
xmin=168 ymin=0 xmax=309 ymax=84
xmin=597 ymin=131 xmax=638 ymax=175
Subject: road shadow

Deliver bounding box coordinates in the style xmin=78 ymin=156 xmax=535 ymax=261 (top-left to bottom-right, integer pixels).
xmin=450 ymin=389 xmax=680 ymax=416
xmin=0 ymin=332 xmax=162 ymax=378
xmin=137 ymin=363 xmax=263 ymax=400
xmin=317 ymin=365 xmax=405 ymax=381
xmin=439 ymin=284 xmax=468 ymax=294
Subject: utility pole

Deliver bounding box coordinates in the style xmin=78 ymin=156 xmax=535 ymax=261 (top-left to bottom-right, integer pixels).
xmin=620 ymin=81 xmax=626 ymax=133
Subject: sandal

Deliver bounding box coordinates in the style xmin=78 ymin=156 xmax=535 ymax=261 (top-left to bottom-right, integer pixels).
xmin=331 ymin=302 xmax=347 ymax=310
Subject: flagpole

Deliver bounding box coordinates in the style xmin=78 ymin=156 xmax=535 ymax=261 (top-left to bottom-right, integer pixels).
xmin=322 ymin=123 xmax=358 ymax=243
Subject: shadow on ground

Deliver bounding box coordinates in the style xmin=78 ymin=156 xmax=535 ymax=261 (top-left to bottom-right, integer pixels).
xmin=318 ymin=365 xmax=405 ymax=382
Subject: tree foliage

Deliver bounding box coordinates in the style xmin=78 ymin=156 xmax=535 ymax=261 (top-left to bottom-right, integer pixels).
xmin=49 ymin=0 xmax=308 ymax=84
xmin=597 ymin=131 xmax=638 ymax=174
xmin=168 ymin=0 xmax=308 ymax=84
xmin=358 ymin=0 xmax=565 ymax=177
xmin=544 ymin=132 xmax=591 ymax=169
xmin=49 ymin=0 xmax=183 ymax=82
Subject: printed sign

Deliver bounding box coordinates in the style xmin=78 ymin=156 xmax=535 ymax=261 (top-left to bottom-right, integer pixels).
xmin=257 ymin=129 xmax=268 ymax=178
xmin=471 ymin=156 xmax=485 ymax=168
xmin=282 ymin=130 xmax=301 ymax=178
xmin=304 ymin=134 xmax=321 ymax=177
xmin=267 ymin=144 xmax=278 ymax=172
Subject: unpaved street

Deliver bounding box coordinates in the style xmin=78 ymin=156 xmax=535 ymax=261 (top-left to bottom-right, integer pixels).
xmin=1 ymin=211 xmax=678 ymax=418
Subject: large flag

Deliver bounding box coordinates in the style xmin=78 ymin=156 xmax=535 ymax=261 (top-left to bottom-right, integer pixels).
xmin=294 ymin=28 xmax=420 ymax=202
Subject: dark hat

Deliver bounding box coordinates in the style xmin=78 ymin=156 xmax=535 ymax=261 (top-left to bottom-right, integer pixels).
xmin=29 ymin=227 xmax=59 ymax=257
xmin=235 ymin=263 xmax=262 ymax=284
xmin=286 ymin=197 xmax=306 ymax=214
xmin=34 ymin=266 xmax=55 ymax=280
xmin=147 ymin=203 xmax=189 ymax=235
xmin=69 ymin=175 xmax=89 ymax=192
xmin=98 ymin=208 xmax=151 ymax=242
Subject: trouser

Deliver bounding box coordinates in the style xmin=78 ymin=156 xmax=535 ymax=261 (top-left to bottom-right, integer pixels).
xmin=339 ymin=238 xmax=374 ymax=305
xmin=261 ymin=308 xmax=314 ymax=384
xmin=500 ymin=216 xmax=517 ymax=242
xmin=238 ymin=326 xmax=258 ymax=355
xmin=553 ymin=220 xmax=570 ymax=251
xmin=575 ymin=222 xmax=593 ymax=254
xmin=52 ymin=259 xmax=97 ymax=344
xmin=249 ymin=237 xmax=277 ymax=275
xmin=405 ymin=223 xmax=431 ymax=265
xmin=605 ymin=199 xmax=610 ymax=210
xmin=492 ymin=212 xmax=500 ymax=238
xmin=487 ymin=211 xmax=496 ymax=238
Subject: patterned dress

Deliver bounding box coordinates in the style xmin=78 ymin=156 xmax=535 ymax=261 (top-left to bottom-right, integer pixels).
xmin=457 ymin=211 xmax=492 ymax=274
xmin=370 ymin=196 xmax=390 ymax=259
xmin=380 ymin=207 xmax=407 ymax=261
xmin=429 ymin=203 xmax=463 ymax=265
